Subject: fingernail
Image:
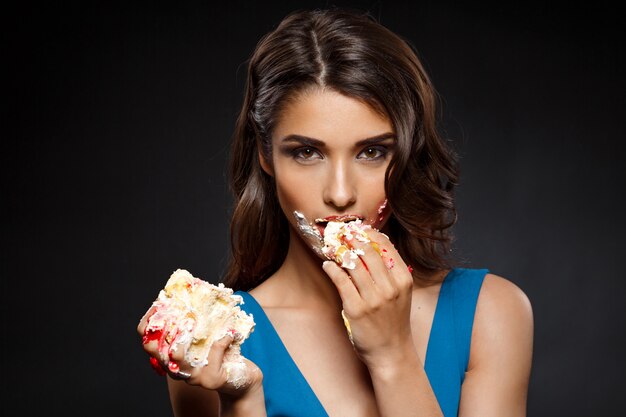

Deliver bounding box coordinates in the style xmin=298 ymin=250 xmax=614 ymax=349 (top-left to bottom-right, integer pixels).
xmin=149 ymin=357 xmax=166 ymax=376
xmin=168 ymin=361 xmax=180 ymax=373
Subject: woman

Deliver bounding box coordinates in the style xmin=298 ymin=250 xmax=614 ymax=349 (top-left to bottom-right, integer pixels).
xmin=139 ymin=8 xmax=533 ymax=417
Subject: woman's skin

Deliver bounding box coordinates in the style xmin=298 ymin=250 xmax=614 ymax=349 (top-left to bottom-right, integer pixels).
xmin=152 ymin=88 xmax=534 ymax=417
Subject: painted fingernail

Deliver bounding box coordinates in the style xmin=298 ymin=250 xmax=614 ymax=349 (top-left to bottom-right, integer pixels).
xmin=168 ymin=361 xmax=180 ymax=373
xmin=149 ymin=356 xmax=166 ymax=376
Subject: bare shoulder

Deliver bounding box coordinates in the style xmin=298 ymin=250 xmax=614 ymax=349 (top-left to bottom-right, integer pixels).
xmin=458 ymin=274 xmax=534 ymax=414
xmin=469 ymin=273 xmax=534 ymax=370
xmin=478 ymin=273 xmax=533 ymax=318
xmin=248 ymin=274 xmax=295 ymax=308
xmin=248 ymin=277 xmax=279 ymax=307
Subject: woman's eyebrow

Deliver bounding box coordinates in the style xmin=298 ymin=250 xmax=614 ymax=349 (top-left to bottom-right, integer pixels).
xmin=355 ymin=132 xmax=396 ymax=147
xmin=280 ymin=132 xmax=395 ymax=147
xmin=280 ymin=135 xmax=325 ymax=147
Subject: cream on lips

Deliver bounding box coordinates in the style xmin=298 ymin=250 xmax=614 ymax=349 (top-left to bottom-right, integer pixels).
xmin=321 ymin=219 xmax=381 ymax=269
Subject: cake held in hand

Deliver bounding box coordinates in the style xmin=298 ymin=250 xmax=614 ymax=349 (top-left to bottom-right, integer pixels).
xmin=142 ymin=269 xmax=255 ymax=387
xmin=321 ymin=219 xmax=381 ymax=270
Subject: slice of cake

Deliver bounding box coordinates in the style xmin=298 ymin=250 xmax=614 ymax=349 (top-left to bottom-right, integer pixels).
xmin=142 ymin=269 xmax=254 ymax=386
xmin=320 ymin=219 xmax=381 ymax=269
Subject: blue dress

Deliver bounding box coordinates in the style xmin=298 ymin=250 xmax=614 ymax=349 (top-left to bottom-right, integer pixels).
xmin=235 ymin=267 xmax=488 ymax=417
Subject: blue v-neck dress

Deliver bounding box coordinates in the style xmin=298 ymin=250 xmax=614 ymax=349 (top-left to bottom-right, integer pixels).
xmin=235 ymin=267 xmax=488 ymax=417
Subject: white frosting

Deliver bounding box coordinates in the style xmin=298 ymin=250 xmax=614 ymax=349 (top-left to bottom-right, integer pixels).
xmin=322 ymin=220 xmax=372 ymax=270
xmin=222 ymin=344 xmax=249 ymax=388
xmin=146 ymin=269 xmax=255 ymax=371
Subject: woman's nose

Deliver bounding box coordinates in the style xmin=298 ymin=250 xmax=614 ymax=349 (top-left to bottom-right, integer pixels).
xmin=323 ymin=160 xmax=356 ymax=210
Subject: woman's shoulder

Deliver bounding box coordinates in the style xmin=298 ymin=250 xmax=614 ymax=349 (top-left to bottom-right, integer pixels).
xmin=478 ymin=273 xmax=533 ymax=317
xmin=468 ymin=272 xmax=534 ymax=370
xmin=245 ymin=278 xmax=280 ymax=308
xmin=447 ymin=268 xmax=531 ymax=311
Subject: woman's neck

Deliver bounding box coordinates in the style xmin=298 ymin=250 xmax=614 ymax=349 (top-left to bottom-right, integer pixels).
xmin=259 ymin=228 xmax=343 ymax=311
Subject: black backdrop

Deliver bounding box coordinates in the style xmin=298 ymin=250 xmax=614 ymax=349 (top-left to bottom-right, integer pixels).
xmin=5 ymin=1 xmax=625 ymax=416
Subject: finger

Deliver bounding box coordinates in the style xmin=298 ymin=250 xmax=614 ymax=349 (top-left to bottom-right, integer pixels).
xmin=322 ymin=260 xmax=364 ymax=311
xmin=142 ymin=323 xmax=171 ymax=365
xmin=143 ymin=335 xmax=169 ymax=377
xmin=240 ymin=357 xmax=262 ymax=389
xmin=349 ymin=238 xmax=394 ymax=293
xmin=366 ymin=229 xmax=413 ymax=289
xmin=190 ymin=332 xmax=234 ymax=389
xmin=204 ymin=333 xmax=235 ymax=381
xmin=141 ymin=325 xmax=163 ymax=358
xmin=340 ymin=243 xmax=380 ymax=303
xmin=166 ymin=341 xmax=195 ymax=381
xmin=149 ymin=356 xmax=167 ymax=376
xmin=137 ymin=305 xmax=157 ymax=336
xmin=168 ymin=338 xmax=187 ymax=363
xmin=166 ymin=361 xmax=196 ymax=382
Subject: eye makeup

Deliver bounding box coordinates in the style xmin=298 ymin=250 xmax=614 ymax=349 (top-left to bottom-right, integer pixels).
xmin=277 ymin=135 xmax=395 ymax=164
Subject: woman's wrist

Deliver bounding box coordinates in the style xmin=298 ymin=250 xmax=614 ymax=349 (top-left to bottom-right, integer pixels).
xmin=218 ymin=381 xmax=267 ymax=417
xmin=365 ymin=340 xmax=421 ymax=380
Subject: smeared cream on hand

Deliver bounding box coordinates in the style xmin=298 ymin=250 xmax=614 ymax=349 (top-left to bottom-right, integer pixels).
xmin=142 ymin=269 xmax=255 ymax=388
xmin=321 ymin=219 xmax=381 ymax=269
xmin=320 ymin=219 xmax=386 ymax=345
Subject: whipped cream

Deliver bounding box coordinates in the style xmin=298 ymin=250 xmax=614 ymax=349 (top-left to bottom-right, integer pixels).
xmin=144 ymin=269 xmax=255 ymax=387
xmin=322 ymin=219 xmax=376 ymax=269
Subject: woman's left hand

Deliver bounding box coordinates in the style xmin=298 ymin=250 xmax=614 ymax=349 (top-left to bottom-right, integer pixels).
xmin=322 ymin=229 xmax=416 ymax=369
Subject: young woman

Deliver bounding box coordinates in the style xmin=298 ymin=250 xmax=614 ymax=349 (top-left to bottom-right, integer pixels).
xmin=138 ymin=8 xmax=533 ymax=417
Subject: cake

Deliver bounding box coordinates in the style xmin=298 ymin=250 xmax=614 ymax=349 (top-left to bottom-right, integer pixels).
xmin=320 ymin=219 xmax=381 ymax=269
xmin=292 ymin=211 xmax=391 ymax=345
xmin=142 ymin=269 xmax=255 ymax=387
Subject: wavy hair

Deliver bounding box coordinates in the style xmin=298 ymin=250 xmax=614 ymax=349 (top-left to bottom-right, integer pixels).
xmin=222 ymin=8 xmax=459 ymax=290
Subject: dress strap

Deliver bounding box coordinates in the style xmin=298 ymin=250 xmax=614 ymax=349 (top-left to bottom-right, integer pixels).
xmin=424 ymin=268 xmax=488 ymax=417
xmin=446 ymin=268 xmax=489 ymax=376
xmin=234 ymin=291 xmax=329 ymax=417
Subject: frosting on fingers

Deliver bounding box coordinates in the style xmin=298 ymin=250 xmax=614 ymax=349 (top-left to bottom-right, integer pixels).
xmin=322 ymin=219 xmax=381 ymax=269
xmin=142 ymin=269 xmax=255 ymax=385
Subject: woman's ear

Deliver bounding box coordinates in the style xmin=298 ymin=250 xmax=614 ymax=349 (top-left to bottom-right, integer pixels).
xmin=258 ymin=149 xmax=274 ymax=177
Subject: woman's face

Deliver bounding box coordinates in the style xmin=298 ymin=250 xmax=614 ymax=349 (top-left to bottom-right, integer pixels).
xmin=260 ymin=88 xmax=394 ymax=236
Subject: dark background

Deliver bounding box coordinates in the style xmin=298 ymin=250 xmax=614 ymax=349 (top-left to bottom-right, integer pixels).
xmin=5 ymin=1 xmax=625 ymax=416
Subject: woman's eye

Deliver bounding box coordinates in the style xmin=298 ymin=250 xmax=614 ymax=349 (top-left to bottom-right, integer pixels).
xmin=293 ymin=147 xmax=322 ymax=161
xmin=357 ymin=146 xmax=387 ymax=160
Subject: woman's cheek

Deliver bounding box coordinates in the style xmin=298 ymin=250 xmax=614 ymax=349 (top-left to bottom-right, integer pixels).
xmin=275 ymin=171 xmax=317 ymax=212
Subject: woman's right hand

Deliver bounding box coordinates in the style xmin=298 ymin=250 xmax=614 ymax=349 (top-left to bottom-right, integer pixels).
xmin=137 ymin=306 xmax=264 ymax=399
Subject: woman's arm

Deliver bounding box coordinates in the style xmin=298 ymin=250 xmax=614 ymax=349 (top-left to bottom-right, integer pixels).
xmin=366 ymin=343 xmax=445 ymax=416
xmin=322 ymin=228 xmax=533 ymax=417
xmin=367 ymin=274 xmax=533 ymax=417
xmin=322 ymin=229 xmax=446 ymax=417
xmin=457 ymin=274 xmax=534 ymax=417
xmin=168 ymin=378 xmax=219 ymax=417
xmin=168 ymin=378 xmax=267 ymax=417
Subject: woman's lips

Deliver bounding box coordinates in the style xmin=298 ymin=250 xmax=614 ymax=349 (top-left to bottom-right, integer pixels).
xmin=314 ymin=214 xmax=363 ymax=237
xmin=314 ymin=214 xmax=362 ymax=223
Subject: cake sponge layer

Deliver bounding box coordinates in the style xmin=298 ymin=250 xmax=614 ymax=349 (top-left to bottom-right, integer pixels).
xmin=144 ymin=269 xmax=255 ymax=369
xmin=322 ymin=219 xmax=380 ymax=269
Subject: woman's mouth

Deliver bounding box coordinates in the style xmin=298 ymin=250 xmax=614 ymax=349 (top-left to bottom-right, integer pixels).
xmin=314 ymin=215 xmax=363 ymax=237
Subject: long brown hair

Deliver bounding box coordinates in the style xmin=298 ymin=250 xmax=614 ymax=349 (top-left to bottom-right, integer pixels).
xmin=223 ymin=8 xmax=459 ymax=291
